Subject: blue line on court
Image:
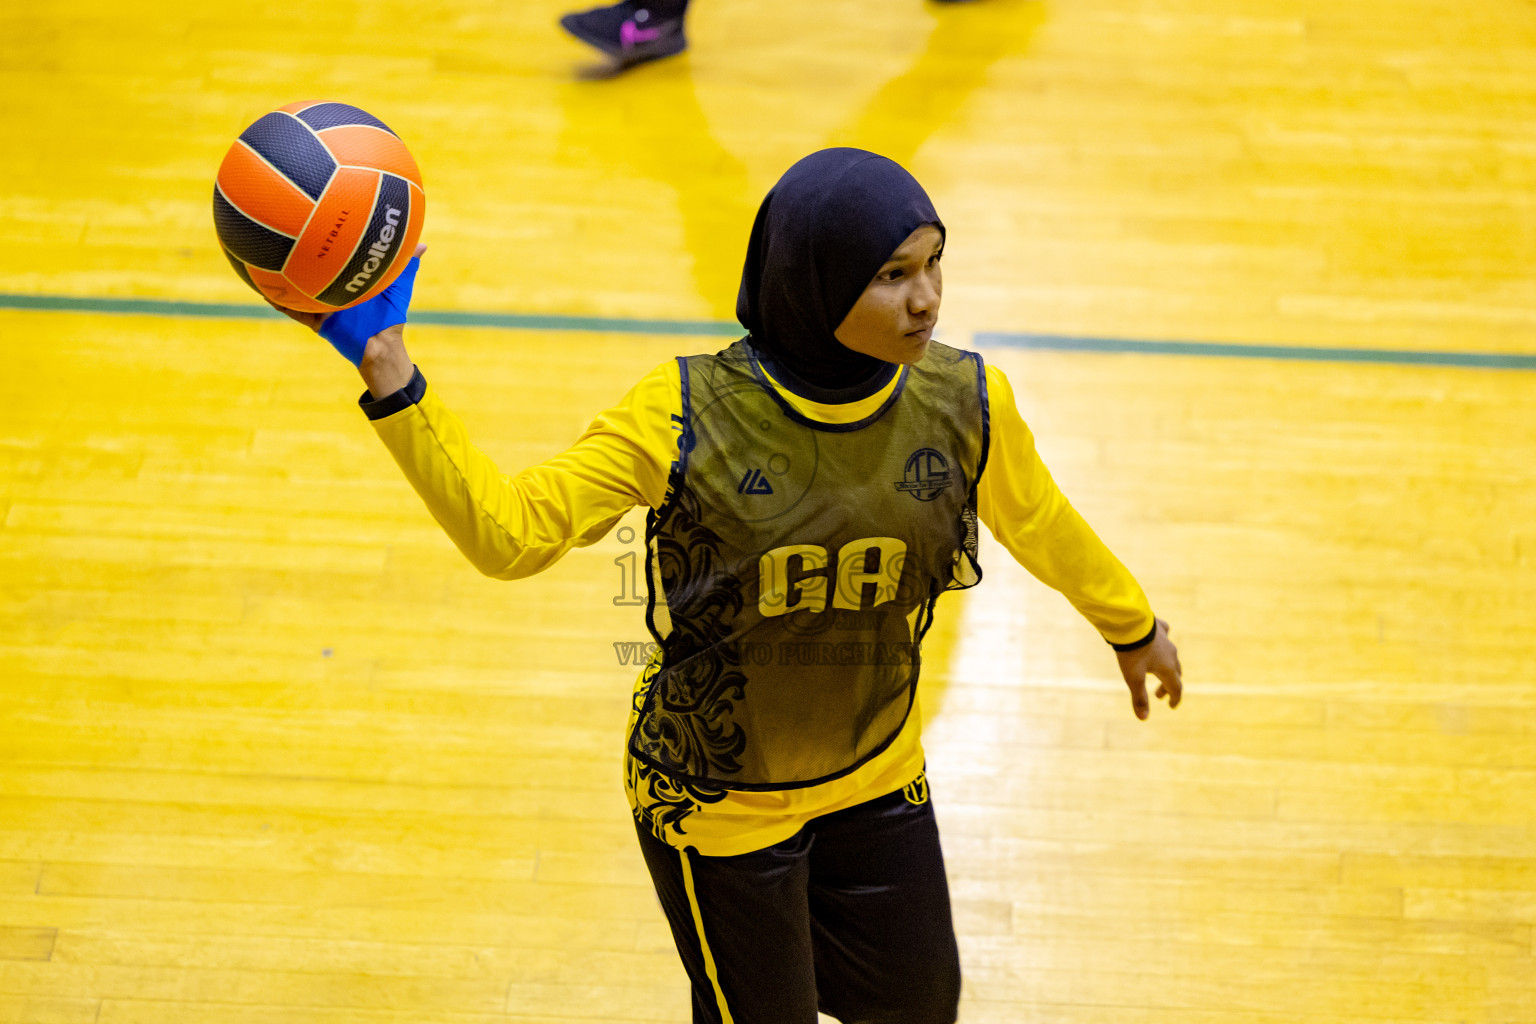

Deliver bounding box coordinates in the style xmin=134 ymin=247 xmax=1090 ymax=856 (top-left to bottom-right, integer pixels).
xmin=3 ymin=292 xmax=1533 ymax=371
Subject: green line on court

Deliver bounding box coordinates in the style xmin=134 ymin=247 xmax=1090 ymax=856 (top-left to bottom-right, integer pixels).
xmin=413 ymin=309 xmax=742 ymax=336
xmin=974 ymin=332 xmax=1536 ymax=371
xmin=0 ymin=293 xmax=278 ymax=322
xmin=4 ymin=291 xmax=1533 ymax=370
xmin=0 ymin=291 xmax=743 ymax=337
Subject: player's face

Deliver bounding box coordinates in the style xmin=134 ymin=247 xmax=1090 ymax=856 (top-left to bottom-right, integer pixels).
xmin=833 ymin=224 xmax=944 ymax=365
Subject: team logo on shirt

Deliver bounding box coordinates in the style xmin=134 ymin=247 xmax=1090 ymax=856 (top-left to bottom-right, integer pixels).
xmin=895 ymin=448 xmax=951 ymax=502
xmin=737 ymin=468 xmax=775 ymax=495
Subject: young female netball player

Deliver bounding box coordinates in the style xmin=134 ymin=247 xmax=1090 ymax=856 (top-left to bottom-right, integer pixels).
xmin=279 ymin=147 xmax=1183 ymax=1023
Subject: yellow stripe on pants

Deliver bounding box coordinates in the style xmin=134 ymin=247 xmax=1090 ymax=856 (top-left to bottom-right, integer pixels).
xmin=680 ymin=848 xmax=735 ymax=1024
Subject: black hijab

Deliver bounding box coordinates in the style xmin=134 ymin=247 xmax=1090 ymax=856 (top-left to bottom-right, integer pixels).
xmin=736 ymin=148 xmax=945 ymax=394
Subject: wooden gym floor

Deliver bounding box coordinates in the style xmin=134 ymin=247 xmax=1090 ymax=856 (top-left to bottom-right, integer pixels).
xmin=2 ymin=0 xmax=1535 ymax=1020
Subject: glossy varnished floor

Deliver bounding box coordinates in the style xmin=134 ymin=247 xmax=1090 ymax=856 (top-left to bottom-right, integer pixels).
xmin=3 ymin=0 xmax=1535 ymax=1021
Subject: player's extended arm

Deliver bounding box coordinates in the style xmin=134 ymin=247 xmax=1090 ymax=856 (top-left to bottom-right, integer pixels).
xmin=975 ymin=364 xmax=1182 ymax=719
xmin=270 ymin=246 xmax=671 ymax=580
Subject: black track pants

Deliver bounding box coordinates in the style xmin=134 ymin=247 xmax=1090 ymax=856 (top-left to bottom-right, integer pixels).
xmin=635 ymin=783 xmax=962 ymax=1024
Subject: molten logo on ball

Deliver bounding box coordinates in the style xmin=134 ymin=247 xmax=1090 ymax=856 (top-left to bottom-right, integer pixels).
xmin=346 ymin=207 xmax=402 ymax=293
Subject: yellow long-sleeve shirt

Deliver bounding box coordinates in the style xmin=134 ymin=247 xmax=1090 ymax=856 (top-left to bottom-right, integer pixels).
xmin=367 ymin=350 xmax=1154 ymax=856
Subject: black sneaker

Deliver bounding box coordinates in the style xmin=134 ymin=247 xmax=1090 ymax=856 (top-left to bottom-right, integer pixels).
xmin=560 ymin=1 xmax=688 ymax=70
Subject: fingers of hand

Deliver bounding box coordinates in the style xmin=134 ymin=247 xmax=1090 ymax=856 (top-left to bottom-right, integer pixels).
xmin=1165 ymin=658 xmax=1183 ymax=708
xmin=266 ymin=300 xmax=326 ymax=332
xmin=1153 ymin=620 xmax=1183 ymax=708
xmin=1126 ymin=672 xmax=1149 ymax=721
xmin=1154 ymin=665 xmax=1182 ymax=709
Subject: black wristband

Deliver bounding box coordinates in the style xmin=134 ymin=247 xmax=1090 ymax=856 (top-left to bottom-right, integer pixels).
xmin=1109 ymin=622 xmax=1157 ymax=652
xmin=358 ymin=365 xmax=427 ymax=421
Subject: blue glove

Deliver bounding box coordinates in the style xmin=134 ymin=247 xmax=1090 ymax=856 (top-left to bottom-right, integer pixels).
xmin=319 ymin=256 xmax=421 ymax=366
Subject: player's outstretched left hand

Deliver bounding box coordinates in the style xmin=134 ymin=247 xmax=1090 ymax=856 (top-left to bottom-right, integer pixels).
xmin=1115 ymin=618 xmax=1182 ymax=720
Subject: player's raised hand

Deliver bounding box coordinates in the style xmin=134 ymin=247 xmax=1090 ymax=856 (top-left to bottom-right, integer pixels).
xmin=266 ymin=242 xmax=427 ymax=362
xmin=1115 ymin=618 xmax=1183 ymax=720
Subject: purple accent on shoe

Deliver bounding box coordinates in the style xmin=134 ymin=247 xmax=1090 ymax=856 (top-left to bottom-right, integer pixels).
xmin=621 ymin=19 xmax=662 ymax=49
xmin=559 ymin=1 xmax=687 ymax=69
